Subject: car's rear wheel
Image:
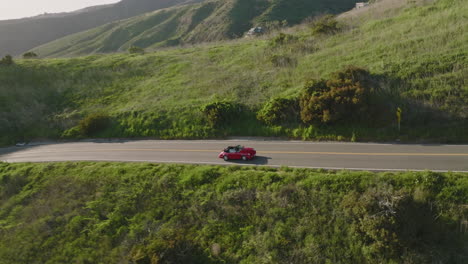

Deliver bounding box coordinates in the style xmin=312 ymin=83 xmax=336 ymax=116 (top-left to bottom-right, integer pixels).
xmin=223 ymin=155 xmax=229 ymax=161
xmin=242 ymin=156 xmax=247 ymax=161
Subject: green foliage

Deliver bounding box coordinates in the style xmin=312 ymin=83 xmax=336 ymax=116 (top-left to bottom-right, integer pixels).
xmin=257 ymin=96 xmax=299 ymax=125
xmin=22 ymin=52 xmax=38 ymax=59
xmin=0 ymin=162 xmax=466 ymax=263
xmin=61 ymin=126 xmax=82 ymax=139
xmin=78 ymin=113 xmax=111 ymax=136
xmin=0 ymin=55 xmax=13 ymax=66
xmin=0 ymin=0 xmax=467 ymax=144
xmin=341 ymin=181 xmax=464 ymax=262
xmin=270 ymin=32 xmax=298 ymax=47
xmin=262 ymin=20 xmax=289 ymax=32
xmin=310 ymin=15 xmax=341 ymax=35
xmin=300 ymin=66 xmax=374 ymax=124
xmin=128 ymin=45 xmax=145 ymax=54
xmin=200 ymin=101 xmax=241 ymax=128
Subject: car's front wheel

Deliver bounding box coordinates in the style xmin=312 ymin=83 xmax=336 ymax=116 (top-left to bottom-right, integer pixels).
xmin=242 ymin=156 xmax=247 ymax=161
xmin=223 ymin=155 xmax=229 ymax=161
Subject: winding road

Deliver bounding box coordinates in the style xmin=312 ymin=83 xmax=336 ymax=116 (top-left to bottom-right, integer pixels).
xmin=1 ymin=140 xmax=468 ymax=172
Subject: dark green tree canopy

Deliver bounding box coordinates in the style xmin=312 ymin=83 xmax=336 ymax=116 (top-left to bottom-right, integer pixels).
xmin=0 ymin=55 xmax=13 ymax=66
xmin=300 ymin=66 xmax=374 ymax=124
xmin=22 ymin=51 xmax=38 ymax=59
xmin=128 ymin=45 xmax=145 ymax=54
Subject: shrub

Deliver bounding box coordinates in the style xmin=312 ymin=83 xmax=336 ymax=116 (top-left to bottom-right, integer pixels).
xmin=300 ymin=66 xmax=374 ymax=124
xmin=341 ymin=183 xmax=456 ymax=262
xmin=200 ymin=101 xmax=240 ymax=127
xmin=22 ymin=52 xmax=38 ymax=59
xmin=128 ymin=45 xmax=145 ymax=54
xmin=263 ymin=20 xmax=288 ymax=31
xmin=270 ymin=33 xmax=297 ymax=46
xmin=61 ymin=126 xmax=83 ymax=139
xmin=0 ymin=55 xmax=13 ymax=66
xmin=257 ymin=97 xmax=300 ymax=125
xmin=310 ymin=15 xmax=341 ymax=35
xmin=299 ymin=79 xmax=329 ymax=124
xmin=78 ymin=113 xmax=111 ymax=136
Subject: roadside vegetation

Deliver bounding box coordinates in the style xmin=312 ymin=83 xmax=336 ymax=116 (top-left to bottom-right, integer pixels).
xmin=0 ymin=162 xmax=467 ymax=263
xmin=0 ymin=0 xmax=466 ymax=146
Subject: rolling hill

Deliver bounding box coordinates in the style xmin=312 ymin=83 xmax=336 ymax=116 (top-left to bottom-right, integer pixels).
xmin=0 ymin=0 xmax=197 ymax=57
xmin=0 ymin=0 xmax=466 ymax=145
xmin=31 ymin=0 xmax=358 ymax=58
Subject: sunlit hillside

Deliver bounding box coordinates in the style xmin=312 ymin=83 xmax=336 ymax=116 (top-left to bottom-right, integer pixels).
xmin=0 ymin=0 xmax=195 ymax=57
xmin=0 ymin=0 xmax=466 ymax=145
xmin=31 ymin=0 xmax=357 ymax=58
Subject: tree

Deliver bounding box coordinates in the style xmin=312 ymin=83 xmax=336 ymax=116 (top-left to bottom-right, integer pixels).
xmin=128 ymin=45 xmax=145 ymax=54
xmin=300 ymin=67 xmax=373 ymax=124
xmin=310 ymin=15 xmax=340 ymax=35
xmin=78 ymin=113 xmax=111 ymax=136
xmin=200 ymin=101 xmax=240 ymax=127
xmin=0 ymin=55 xmax=14 ymax=66
xmin=23 ymin=52 xmax=38 ymax=59
xmin=257 ymin=97 xmax=299 ymax=125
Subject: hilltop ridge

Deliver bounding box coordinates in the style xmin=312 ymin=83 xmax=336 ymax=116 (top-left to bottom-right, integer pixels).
xmin=0 ymin=0 xmax=194 ymax=57
xmin=31 ymin=0 xmax=357 ymax=58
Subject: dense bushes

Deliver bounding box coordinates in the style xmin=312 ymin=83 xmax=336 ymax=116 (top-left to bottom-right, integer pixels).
xmin=309 ymin=15 xmax=341 ymax=35
xmin=258 ymin=67 xmax=376 ymax=126
xmin=0 ymin=162 xmax=466 ymax=263
xmin=58 ymin=112 xmax=111 ymax=139
xmin=270 ymin=33 xmax=298 ymax=47
xmin=78 ymin=113 xmax=111 ymax=136
xmin=0 ymin=55 xmax=13 ymax=66
xmin=300 ymin=66 xmax=374 ymax=124
xmin=128 ymin=45 xmax=145 ymax=54
xmin=257 ymin=97 xmax=299 ymax=125
xmin=22 ymin=52 xmax=38 ymax=59
xmin=200 ymin=101 xmax=241 ymax=127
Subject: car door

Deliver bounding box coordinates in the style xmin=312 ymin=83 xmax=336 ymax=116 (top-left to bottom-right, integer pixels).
xmin=233 ymin=149 xmax=243 ymax=159
xmin=226 ymin=148 xmax=236 ymax=159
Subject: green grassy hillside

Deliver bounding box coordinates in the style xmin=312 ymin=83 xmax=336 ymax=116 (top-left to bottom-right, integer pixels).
xmin=0 ymin=0 xmax=466 ymax=145
xmin=31 ymin=0 xmax=357 ymax=58
xmin=0 ymin=162 xmax=467 ymax=263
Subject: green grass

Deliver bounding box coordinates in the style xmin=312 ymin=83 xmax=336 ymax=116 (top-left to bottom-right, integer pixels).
xmin=0 ymin=0 xmax=466 ymax=145
xmin=0 ymin=162 xmax=467 ymax=263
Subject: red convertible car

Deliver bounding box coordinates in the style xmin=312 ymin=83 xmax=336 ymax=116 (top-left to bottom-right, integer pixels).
xmin=219 ymin=145 xmax=256 ymax=161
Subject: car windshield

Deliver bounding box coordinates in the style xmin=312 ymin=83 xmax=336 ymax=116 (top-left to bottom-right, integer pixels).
xmin=224 ymin=145 xmax=244 ymax=152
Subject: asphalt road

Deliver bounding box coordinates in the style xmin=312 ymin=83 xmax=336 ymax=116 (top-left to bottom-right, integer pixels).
xmin=1 ymin=140 xmax=468 ymax=172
